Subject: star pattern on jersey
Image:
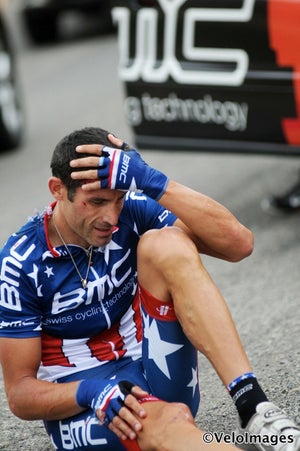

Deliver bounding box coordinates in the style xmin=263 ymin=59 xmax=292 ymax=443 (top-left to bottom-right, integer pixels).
xmin=28 ymin=264 xmax=38 ymax=286
xmin=104 ymin=239 xmax=123 ymax=265
xmin=28 ymin=263 xmax=44 ymax=294
xmin=143 ymin=311 xmax=184 ymax=379
xmin=44 ymin=266 xmax=54 ymax=278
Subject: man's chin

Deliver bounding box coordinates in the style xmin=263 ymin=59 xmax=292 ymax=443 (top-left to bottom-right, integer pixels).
xmin=93 ymin=234 xmax=112 ymax=247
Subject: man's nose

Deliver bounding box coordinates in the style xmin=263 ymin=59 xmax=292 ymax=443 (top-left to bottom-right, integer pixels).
xmin=102 ymin=204 xmax=120 ymax=225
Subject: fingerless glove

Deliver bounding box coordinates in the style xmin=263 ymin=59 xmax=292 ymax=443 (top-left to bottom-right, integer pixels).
xmin=76 ymin=378 xmax=134 ymax=425
xmin=97 ymin=146 xmax=169 ymax=200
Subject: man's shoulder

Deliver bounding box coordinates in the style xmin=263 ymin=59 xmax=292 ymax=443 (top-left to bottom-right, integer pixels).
xmin=121 ymin=192 xmax=149 ymax=217
xmin=121 ymin=191 xmax=177 ymax=231
xmin=0 ymin=213 xmax=45 ymax=260
xmin=124 ymin=191 xmax=149 ymax=204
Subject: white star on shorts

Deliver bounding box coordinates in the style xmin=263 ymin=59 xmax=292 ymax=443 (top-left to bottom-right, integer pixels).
xmin=143 ymin=312 xmax=183 ymax=379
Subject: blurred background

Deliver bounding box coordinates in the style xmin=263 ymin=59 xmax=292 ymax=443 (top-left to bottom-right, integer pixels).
xmin=0 ymin=0 xmax=299 ymax=449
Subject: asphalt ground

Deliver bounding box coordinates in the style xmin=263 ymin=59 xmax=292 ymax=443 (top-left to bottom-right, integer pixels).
xmin=0 ymin=2 xmax=299 ymax=450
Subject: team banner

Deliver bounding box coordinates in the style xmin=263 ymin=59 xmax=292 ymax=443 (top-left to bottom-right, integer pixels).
xmin=112 ymin=0 xmax=300 ymax=155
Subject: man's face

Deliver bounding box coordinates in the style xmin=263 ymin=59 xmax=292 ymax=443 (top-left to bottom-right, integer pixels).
xmin=61 ymin=187 xmax=126 ymax=248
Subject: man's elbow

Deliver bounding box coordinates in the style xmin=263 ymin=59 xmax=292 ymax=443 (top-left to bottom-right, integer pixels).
xmin=8 ymin=396 xmax=25 ymax=420
xmin=7 ymin=390 xmax=35 ymax=421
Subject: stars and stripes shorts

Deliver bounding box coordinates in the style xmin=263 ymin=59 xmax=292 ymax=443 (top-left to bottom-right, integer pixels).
xmin=44 ymin=284 xmax=200 ymax=450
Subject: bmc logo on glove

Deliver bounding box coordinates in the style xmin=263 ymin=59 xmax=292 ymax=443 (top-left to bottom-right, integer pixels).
xmin=119 ymin=153 xmax=131 ymax=184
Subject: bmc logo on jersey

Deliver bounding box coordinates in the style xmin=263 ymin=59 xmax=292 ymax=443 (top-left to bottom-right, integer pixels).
xmin=0 ymin=237 xmax=36 ymax=312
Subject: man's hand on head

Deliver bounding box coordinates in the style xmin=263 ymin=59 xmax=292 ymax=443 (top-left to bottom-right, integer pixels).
xmin=70 ymin=136 xmax=168 ymax=200
xmin=69 ymin=133 xmax=132 ymax=192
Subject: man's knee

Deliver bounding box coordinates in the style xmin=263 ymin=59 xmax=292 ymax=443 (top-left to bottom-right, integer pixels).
xmin=158 ymin=402 xmax=195 ymax=425
xmin=137 ymin=227 xmax=203 ymax=301
xmin=137 ymin=401 xmax=195 ymax=451
xmin=138 ymin=227 xmax=198 ymax=267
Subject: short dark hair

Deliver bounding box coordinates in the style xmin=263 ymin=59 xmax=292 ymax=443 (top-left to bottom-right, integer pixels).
xmin=50 ymin=127 xmax=119 ymax=200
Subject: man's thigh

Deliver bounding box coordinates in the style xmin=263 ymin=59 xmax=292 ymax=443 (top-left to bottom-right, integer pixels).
xmin=44 ymin=359 xmax=150 ymax=450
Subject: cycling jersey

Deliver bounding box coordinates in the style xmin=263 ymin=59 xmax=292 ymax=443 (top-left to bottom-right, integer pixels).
xmin=0 ymin=192 xmax=177 ymax=382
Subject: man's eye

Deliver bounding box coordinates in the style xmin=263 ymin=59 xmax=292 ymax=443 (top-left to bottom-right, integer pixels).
xmin=91 ymin=199 xmax=105 ymax=205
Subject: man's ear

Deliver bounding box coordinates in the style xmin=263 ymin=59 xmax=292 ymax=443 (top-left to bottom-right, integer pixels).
xmin=48 ymin=176 xmax=66 ymax=200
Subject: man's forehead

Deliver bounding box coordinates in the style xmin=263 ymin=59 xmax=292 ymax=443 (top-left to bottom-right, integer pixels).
xmin=80 ymin=188 xmax=125 ymax=200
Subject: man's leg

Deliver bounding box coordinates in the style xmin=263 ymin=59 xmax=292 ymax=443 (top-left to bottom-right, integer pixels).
xmin=139 ymin=283 xmax=200 ymax=416
xmin=136 ymin=227 xmax=300 ymax=446
xmin=137 ymin=227 xmax=252 ymax=388
xmin=44 ymin=360 xmax=151 ymax=451
xmin=126 ymin=399 xmax=239 ymax=451
xmin=45 ymin=409 xmax=127 ymax=450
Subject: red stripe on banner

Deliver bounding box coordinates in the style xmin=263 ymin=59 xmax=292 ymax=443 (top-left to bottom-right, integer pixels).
xmin=268 ymin=0 xmax=300 ymax=144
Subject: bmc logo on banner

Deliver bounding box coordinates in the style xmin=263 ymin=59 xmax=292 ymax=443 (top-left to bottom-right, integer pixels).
xmin=112 ymin=0 xmax=255 ymax=86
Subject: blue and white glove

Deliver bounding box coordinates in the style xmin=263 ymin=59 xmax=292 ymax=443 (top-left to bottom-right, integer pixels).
xmin=97 ymin=145 xmax=169 ymax=200
xmin=76 ymin=378 xmax=134 ymax=426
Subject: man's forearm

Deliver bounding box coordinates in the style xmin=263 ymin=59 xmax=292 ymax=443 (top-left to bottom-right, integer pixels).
xmin=7 ymin=378 xmax=84 ymax=421
xmin=159 ymin=180 xmax=254 ymax=262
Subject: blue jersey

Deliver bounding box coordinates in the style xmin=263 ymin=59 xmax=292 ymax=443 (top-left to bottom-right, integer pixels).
xmin=0 ymin=192 xmax=176 ymax=381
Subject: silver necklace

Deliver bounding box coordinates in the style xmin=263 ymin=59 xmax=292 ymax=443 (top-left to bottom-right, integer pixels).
xmin=52 ymin=214 xmax=93 ymax=289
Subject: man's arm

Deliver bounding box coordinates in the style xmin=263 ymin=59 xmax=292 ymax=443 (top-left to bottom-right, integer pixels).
xmin=0 ymin=336 xmax=147 ymax=440
xmin=158 ymin=180 xmax=253 ymax=262
xmin=0 ymin=336 xmax=84 ymax=420
xmin=1 ymin=337 xmax=238 ymax=451
xmin=70 ymin=140 xmax=253 ymax=262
